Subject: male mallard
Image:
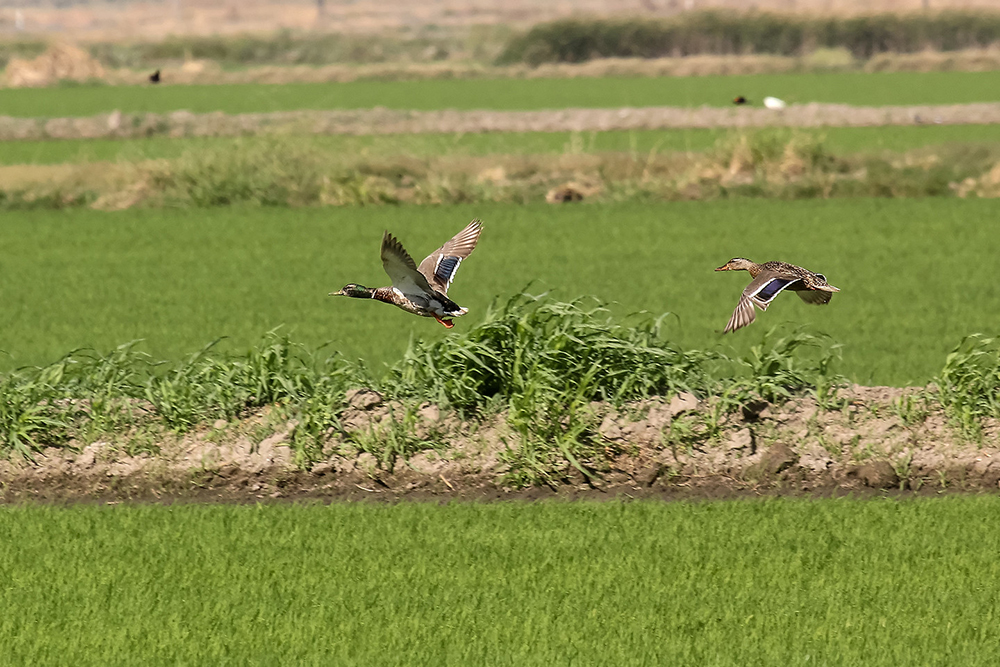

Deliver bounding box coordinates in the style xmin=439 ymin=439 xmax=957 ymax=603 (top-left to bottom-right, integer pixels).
xmin=715 ymin=258 xmax=840 ymax=334
xmin=330 ymin=219 xmax=482 ymax=328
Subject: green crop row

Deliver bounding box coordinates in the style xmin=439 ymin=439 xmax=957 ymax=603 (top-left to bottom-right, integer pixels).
xmin=1 ymin=199 xmax=997 ymax=385
xmin=2 ymin=497 xmax=1000 ymax=664
xmin=3 ymin=70 xmax=1000 ymax=118
xmin=499 ymin=11 xmax=1000 ymax=65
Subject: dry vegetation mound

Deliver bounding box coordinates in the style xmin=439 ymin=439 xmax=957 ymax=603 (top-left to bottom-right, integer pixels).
xmin=3 ymin=130 xmax=999 ymax=210
xmin=4 ymin=43 xmax=105 ymax=88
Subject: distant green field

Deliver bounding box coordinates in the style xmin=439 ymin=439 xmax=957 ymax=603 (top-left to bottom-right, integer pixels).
xmin=2 ymin=498 xmax=999 ymax=665
xmin=3 ymin=70 xmax=1000 ymax=117
xmin=1 ymin=198 xmax=997 ymax=385
xmin=5 ymin=124 xmax=1000 ymax=165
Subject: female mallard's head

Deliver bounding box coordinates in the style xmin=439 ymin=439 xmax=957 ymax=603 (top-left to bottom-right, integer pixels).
xmin=715 ymin=257 xmax=756 ymax=272
xmin=329 ymin=283 xmax=373 ymax=298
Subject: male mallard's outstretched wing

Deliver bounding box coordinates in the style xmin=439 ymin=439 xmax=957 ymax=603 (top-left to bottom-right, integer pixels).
xmin=381 ymin=231 xmax=434 ymax=296
xmin=417 ymin=219 xmax=483 ymax=295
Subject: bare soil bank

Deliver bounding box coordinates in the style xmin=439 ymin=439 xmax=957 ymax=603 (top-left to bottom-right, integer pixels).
xmin=4 ymin=103 xmax=999 ymax=143
xmin=2 ymin=385 xmax=998 ymax=503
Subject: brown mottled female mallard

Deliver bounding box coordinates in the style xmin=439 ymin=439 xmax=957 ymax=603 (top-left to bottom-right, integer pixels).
xmin=715 ymin=257 xmax=840 ymax=334
xmin=330 ymin=219 xmax=482 ymax=328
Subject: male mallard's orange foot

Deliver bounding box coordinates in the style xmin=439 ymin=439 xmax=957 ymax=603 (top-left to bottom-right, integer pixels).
xmin=434 ymin=315 xmax=455 ymax=328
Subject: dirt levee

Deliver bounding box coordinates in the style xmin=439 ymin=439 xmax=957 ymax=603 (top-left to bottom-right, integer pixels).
xmin=3 ymin=103 xmax=1000 ymax=142
xmin=2 ymin=385 xmax=998 ymax=503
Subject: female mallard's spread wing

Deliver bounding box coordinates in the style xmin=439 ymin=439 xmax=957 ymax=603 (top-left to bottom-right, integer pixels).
xmin=417 ymin=219 xmax=482 ymax=295
xmin=746 ymin=272 xmax=802 ymax=309
xmin=724 ymin=273 xmax=801 ymax=333
xmin=380 ymin=231 xmax=434 ymax=296
xmin=724 ymin=295 xmax=758 ymax=334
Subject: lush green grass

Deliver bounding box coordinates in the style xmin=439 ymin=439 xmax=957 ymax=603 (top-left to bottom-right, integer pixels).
xmin=1 ymin=498 xmax=998 ymax=665
xmin=0 ymin=198 xmax=997 ymax=385
xmin=4 ymin=71 xmax=1000 ymax=118
xmin=7 ymin=124 xmax=1000 ymax=165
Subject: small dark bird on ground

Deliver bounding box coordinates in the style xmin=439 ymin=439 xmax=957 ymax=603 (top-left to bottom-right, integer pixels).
xmin=149 ymin=70 xmax=161 ymax=83
xmin=715 ymin=258 xmax=840 ymax=334
xmin=733 ymin=96 xmax=748 ymax=105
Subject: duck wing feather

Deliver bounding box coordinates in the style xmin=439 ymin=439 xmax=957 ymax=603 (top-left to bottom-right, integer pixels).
xmin=723 ymin=271 xmax=802 ymax=334
xmin=417 ymin=219 xmax=482 ymax=295
xmin=745 ymin=270 xmax=802 ymax=309
xmin=381 ymin=231 xmax=434 ymax=297
xmin=724 ymin=294 xmax=758 ymax=334
xmin=796 ymin=289 xmax=833 ymax=305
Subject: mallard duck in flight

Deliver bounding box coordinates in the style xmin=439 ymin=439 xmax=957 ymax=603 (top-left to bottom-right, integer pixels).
xmin=715 ymin=258 xmax=839 ymax=334
xmin=330 ymin=219 xmax=483 ymax=328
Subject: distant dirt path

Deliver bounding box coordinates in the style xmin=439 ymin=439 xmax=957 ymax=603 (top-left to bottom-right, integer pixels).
xmin=4 ymin=103 xmax=1000 ymax=142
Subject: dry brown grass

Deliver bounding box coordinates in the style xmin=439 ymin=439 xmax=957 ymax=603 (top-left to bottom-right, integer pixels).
xmin=7 ymin=47 xmax=997 ymax=90
xmin=99 ymin=53 xmax=814 ymax=87
xmin=3 ymin=43 xmax=104 ymax=87
xmin=865 ymin=47 xmax=1000 ymax=72
xmin=2 ymin=0 xmax=999 ymax=41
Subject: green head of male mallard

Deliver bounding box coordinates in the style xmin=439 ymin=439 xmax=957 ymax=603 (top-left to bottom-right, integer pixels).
xmin=715 ymin=257 xmax=757 ymax=272
xmin=329 ymin=283 xmax=374 ymax=298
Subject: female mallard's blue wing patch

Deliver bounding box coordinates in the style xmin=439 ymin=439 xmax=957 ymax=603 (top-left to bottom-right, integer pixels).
xmin=749 ymin=276 xmax=800 ymax=307
xmin=380 ymin=231 xmax=434 ymax=297
xmin=417 ymin=219 xmax=483 ymax=295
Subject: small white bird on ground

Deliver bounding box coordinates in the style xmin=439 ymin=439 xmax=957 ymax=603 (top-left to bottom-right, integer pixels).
xmin=763 ymin=96 xmax=787 ymax=110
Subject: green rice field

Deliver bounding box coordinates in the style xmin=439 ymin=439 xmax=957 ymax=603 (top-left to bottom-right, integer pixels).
xmin=3 ymin=70 xmax=1000 ymax=117
xmin=2 ymin=498 xmax=998 ymax=665
xmin=1 ymin=197 xmax=997 ymax=386
xmin=5 ymin=123 xmax=1000 ymax=165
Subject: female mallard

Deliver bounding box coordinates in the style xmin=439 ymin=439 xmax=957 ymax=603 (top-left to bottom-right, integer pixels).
xmin=715 ymin=258 xmax=839 ymax=334
xmin=330 ymin=219 xmax=482 ymax=328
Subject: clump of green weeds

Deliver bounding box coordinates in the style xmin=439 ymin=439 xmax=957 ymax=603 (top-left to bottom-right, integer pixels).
xmin=935 ymin=334 xmax=1000 ymax=440
xmin=722 ymin=326 xmax=846 ymax=410
xmin=892 ymin=391 xmax=932 ymax=426
xmin=0 ymin=331 xmax=357 ymax=465
xmin=346 ymin=402 xmax=443 ymax=474
xmin=384 ymin=293 xmax=715 ymax=485
xmin=0 ymin=372 xmax=68 ymax=460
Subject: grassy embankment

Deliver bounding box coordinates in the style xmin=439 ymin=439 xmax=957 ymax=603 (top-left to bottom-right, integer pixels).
xmin=2 ymin=499 xmax=999 ymax=665
xmin=4 ymin=70 xmax=1000 ymax=117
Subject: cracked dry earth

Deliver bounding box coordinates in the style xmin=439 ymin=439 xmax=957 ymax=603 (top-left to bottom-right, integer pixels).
xmin=1 ymin=385 xmax=998 ymax=503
